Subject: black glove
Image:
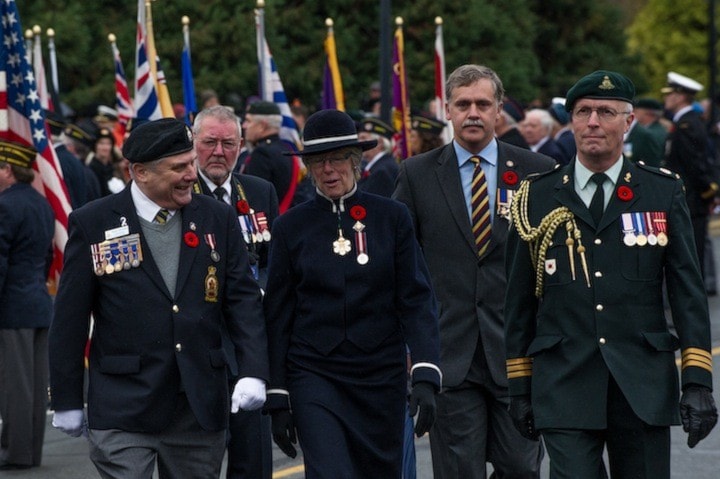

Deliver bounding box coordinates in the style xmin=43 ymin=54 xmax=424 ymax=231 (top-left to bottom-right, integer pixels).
xmin=508 ymin=395 xmax=539 ymax=441
xmin=270 ymin=409 xmax=297 ymax=458
xmin=409 ymin=382 xmax=437 ymax=437
xmin=680 ymin=385 xmax=718 ymax=448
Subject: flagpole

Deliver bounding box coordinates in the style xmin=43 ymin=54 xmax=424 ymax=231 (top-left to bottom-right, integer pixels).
xmin=256 ymin=0 xmax=267 ymax=100
xmin=145 ymin=0 xmax=159 ymax=92
xmin=47 ymin=27 xmax=59 ymax=99
xmin=181 ymin=15 xmax=197 ymax=124
xmin=24 ymin=29 xmax=33 ymax=66
xmin=182 ymin=15 xmax=191 ymax=57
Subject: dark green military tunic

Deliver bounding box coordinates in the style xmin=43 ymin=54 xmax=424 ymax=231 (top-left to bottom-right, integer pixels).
xmin=505 ymin=158 xmax=713 ymax=430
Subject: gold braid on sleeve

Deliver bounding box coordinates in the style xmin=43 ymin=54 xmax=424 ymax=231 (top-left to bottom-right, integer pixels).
xmin=510 ymin=180 xmax=590 ymax=297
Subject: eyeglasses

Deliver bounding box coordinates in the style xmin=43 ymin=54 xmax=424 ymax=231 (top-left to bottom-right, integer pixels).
xmin=572 ymin=106 xmax=631 ymax=122
xmin=305 ymin=154 xmax=353 ymax=168
xmin=199 ymin=139 xmax=239 ymax=151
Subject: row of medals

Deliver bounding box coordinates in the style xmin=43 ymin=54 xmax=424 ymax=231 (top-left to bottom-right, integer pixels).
xmin=623 ymin=231 xmax=668 ymax=247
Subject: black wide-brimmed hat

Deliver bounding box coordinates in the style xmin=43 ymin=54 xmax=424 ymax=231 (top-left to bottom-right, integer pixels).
xmin=293 ymin=109 xmax=377 ymax=156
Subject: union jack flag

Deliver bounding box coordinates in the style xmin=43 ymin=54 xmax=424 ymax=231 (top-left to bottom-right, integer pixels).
xmin=0 ymin=0 xmax=72 ymax=287
xmin=110 ymin=38 xmax=133 ymax=134
xmin=134 ymin=0 xmax=160 ymax=121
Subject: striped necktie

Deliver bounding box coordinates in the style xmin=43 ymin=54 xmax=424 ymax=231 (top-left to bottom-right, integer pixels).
xmin=470 ymin=156 xmax=491 ymax=256
xmin=154 ymin=208 xmax=170 ymax=224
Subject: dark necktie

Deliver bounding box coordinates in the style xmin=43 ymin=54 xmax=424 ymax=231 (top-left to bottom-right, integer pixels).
xmin=154 ymin=208 xmax=170 ymax=224
xmin=213 ymin=186 xmax=226 ymax=203
xmin=469 ymin=156 xmax=492 ymax=256
xmin=589 ymin=173 xmax=607 ymax=226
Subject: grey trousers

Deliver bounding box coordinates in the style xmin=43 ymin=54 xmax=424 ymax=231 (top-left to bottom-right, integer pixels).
xmin=0 ymin=328 xmax=48 ymax=467
xmin=88 ymin=394 xmax=226 ymax=479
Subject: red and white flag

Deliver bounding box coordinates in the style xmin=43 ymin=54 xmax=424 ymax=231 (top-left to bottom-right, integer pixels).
xmin=434 ymin=17 xmax=452 ymax=144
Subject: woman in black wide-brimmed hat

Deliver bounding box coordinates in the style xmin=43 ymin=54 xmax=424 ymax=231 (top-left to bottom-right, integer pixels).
xmin=263 ymin=109 xmax=441 ymax=477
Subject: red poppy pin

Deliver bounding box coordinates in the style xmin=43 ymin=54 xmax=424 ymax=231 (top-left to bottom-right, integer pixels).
xmin=236 ymin=200 xmax=250 ymax=215
xmin=502 ymin=171 xmax=519 ymax=186
xmin=361 ymin=171 xmax=370 ymax=179
xmin=350 ymin=205 xmax=367 ymax=221
xmin=617 ymin=185 xmax=633 ymax=201
xmin=184 ymin=232 xmax=199 ymax=248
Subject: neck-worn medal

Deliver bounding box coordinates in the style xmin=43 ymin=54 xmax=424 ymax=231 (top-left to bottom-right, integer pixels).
xmin=333 ymin=229 xmax=352 ymax=256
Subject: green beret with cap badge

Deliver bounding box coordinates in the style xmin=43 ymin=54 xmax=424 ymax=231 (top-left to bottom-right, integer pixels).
xmin=565 ymin=70 xmax=635 ymax=112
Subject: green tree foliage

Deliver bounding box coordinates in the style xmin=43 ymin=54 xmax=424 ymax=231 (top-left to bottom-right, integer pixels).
xmin=627 ymin=0 xmax=710 ymax=97
xmin=18 ymin=0 xmax=639 ymax=117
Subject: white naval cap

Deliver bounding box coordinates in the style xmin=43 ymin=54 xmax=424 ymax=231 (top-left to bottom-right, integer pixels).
xmin=661 ymin=71 xmax=704 ymax=95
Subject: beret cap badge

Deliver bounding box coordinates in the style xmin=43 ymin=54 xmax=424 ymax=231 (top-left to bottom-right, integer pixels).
xmin=598 ymin=76 xmax=616 ymax=90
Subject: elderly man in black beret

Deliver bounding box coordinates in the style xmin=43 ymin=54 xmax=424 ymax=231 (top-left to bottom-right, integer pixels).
xmin=49 ymin=118 xmax=269 ymax=478
xmin=505 ymin=70 xmax=717 ymax=478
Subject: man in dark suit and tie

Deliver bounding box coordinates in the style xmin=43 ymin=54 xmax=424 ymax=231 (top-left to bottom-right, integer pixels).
xmin=505 ymin=70 xmax=717 ymax=478
xmin=394 ymin=64 xmax=554 ymax=478
xmin=193 ymin=106 xmax=278 ymax=479
xmin=49 ymin=118 xmax=270 ymax=478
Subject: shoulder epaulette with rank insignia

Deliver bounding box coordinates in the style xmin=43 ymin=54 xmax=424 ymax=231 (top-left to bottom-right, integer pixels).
xmin=635 ymin=161 xmax=680 ymax=180
xmin=524 ymin=163 xmax=562 ymax=182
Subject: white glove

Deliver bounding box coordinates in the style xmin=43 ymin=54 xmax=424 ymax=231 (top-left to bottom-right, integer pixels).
xmin=52 ymin=409 xmax=88 ymax=437
xmin=231 ymin=377 xmax=266 ymax=412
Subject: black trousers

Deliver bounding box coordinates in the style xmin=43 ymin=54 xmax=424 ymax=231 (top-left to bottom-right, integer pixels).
xmin=542 ymin=376 xmax=670 ymax=479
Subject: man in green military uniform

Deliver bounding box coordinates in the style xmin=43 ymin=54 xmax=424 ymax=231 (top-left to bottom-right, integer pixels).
xmin=505 ymin=70 xmax=717 ymax=478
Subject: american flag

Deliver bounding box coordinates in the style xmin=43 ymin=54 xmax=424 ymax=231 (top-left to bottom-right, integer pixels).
xmin=134 ymin=0 xmax=161 ymax=121
xmin=0 ymin=0 xmax=72 ymax=287
xmin=110 ymin=37 xmax=133 ymax=135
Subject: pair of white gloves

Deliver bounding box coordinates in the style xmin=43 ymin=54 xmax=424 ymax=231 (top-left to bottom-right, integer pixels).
xmin=52 ymin=377 xmax=266 ymax=437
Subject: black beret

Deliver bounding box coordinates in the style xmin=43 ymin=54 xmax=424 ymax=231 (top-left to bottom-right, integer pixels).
xmin=411 ymin=115 xmax=446 ymax=135
xmin=565 ymin=70 xmax=635 ymax=112
xmin=247 ymin=101 xmax=281 ymax=116
xmin=635 ymin=98 xmax=663 ymax=111
xmin=122 ymin=118 xmax=194 ymax=163
xmin=358 ymin=117 xmax=395 ymax=139
xmin=0 ymin=140 xmax=37 ymax=168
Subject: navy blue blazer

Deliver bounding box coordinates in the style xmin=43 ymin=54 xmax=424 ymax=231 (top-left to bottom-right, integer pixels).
xmin=49 ymin=186 xmax=268 ymax=432
xmin=264 ymin=189 xmax=440 ymax=400
xmin=0 ymin=183 xmax=54 ymax=329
